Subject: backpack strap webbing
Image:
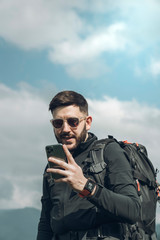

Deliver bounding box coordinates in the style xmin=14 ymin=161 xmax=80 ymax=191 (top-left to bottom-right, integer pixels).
xmin=89 ymin=137 xmax=116 ymax=184
xmin=133 ymin=170 xmax=156 ymax=188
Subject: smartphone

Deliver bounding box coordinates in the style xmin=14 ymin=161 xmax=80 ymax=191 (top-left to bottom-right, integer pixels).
xmin=45 ymin=144 xmax=67 ymax=179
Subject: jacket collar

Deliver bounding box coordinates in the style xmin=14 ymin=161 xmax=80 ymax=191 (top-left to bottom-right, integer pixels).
xmin=72 ymin=132 xmax=97 ymax=158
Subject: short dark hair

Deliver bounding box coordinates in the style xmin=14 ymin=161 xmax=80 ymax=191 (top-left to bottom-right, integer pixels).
xmin=49 ymin=90 xmax=88 ymax=114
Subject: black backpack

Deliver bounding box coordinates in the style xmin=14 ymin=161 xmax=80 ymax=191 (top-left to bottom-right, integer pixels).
xmin=88 ymin=136 xmax=160 ymax=240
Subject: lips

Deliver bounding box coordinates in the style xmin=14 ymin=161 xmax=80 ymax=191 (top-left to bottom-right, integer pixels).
xmin=63 ymin=136 xmax=72 ymax=139
xmin=62 ymin=137 xmax=74 ymax=142
xmin=60 ymin=133 xmax=75 ymax=140
xmin=60 ymin=134 xmax=75 ymax=143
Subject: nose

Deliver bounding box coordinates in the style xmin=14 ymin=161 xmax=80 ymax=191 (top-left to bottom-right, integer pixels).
xmin=62 ymin=121 xmax=71 ymax=132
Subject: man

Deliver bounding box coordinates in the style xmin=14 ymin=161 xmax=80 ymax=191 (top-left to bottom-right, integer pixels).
xmin=37 ymin=90 xmax=140 ymax=240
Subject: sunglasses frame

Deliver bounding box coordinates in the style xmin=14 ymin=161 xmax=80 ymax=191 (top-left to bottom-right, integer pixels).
xmin=50 ymin=117 xmax=86 ymax=129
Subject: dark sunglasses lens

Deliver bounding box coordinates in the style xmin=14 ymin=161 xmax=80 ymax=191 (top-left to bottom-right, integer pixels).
xmin=52 ymin=119 xmax=63 ymax=128
xmin=68 ymin=118 xmax=79 ymax=127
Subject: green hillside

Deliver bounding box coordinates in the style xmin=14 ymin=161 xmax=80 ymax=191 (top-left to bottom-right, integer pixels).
xmin=0 ymin=208 xmax=40 ymax=240
xmin=0 ymin=208 xmax=160 ymax=239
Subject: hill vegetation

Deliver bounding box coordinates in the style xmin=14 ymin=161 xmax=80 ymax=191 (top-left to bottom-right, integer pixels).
xmin=0 ymin=208 xmax=40 ymax=240
xmin=0 ymin=208 xmax=160 ymax=239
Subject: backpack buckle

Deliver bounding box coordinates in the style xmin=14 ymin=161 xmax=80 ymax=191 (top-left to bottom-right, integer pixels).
xmin=89 ymin=162 xmax=107 ymax=174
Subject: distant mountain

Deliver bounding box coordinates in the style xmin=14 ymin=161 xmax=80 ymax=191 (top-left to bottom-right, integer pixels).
xmin=156 ymin=224 xmax=160 ymax=239
xmin=0 ymin=207 xmax=40 ymax=240
xmin=0 ymin=207 xmax=160 ymax=239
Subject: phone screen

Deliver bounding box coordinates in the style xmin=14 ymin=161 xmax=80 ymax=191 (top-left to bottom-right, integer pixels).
xmin=45 ymin=144 xmax=67 ymax=179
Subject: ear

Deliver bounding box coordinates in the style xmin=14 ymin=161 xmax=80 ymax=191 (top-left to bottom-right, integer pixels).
xmin=86 ymin=116 xmax=92 ymax=131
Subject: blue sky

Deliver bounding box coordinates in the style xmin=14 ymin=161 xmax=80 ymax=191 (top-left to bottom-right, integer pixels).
xmin=1 ymin=39 xmax=160 ymax=106
xmin=0 ymin=0 xmax=160 ymax=106
xmin=0 ymin=0 xmax=160 ymax=221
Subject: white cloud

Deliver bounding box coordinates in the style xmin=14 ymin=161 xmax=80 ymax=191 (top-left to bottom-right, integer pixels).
xmin=88 ymin=96 xmax=160 ymax=177
xmin=66 ymin=59 xmax=110 ymax=79
xmin=1 ymin=0 xmax=160 ymax=78
xmin=1 ymin=0 xmax=160 ymax=51
xmin=48 ymin=22 xmax=126 ymax=78
xmin=49 ymin=23 xmax=127 ymax=65
xmin=0 ymin=83 xmax=57 ymax=209
xmin=0 ymin=0 xmax=84 ymax=49
xmin=150 ymin=59 xmax=160 ymax=77
xmin=0 ymin=83 xmax=160 ymax=210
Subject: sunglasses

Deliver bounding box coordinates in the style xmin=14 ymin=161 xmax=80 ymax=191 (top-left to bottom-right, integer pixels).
xmin=50 ymin=117 xmax=86 ymax=129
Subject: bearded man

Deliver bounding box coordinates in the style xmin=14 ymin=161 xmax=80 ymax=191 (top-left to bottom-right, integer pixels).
xmin=36 ymin=90 xmax=140 ymax=240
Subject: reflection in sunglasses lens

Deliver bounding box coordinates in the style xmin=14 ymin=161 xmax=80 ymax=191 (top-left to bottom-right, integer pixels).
xmin=52 ymin=118 xmax=80 ymax=128
xmin=53 ymin=119 xmax=63 ymax=128
xmin=68 ymin=118 xmax=79 ymax=127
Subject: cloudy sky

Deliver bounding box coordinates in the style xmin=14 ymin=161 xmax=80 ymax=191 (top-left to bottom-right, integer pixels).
xmin=0 ymin=0 xmax=160 ymax=222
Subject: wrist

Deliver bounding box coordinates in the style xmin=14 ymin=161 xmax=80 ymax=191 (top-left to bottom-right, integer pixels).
xmin=78 ymin=178 xmax=96 ymax=198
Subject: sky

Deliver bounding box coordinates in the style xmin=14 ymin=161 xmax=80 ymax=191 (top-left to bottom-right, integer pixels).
xmin=0 ymin=0 xmax=160 ymax=222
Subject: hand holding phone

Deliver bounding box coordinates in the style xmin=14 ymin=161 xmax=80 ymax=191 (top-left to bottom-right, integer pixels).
xmin=45 ymin=144 xmax=67 ymax=179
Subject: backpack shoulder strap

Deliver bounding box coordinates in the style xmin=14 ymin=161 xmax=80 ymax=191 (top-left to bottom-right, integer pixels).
xmin=89 ymin=136 xmax=115 ymax=184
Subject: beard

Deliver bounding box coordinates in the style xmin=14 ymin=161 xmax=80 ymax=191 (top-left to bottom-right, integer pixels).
xmin=54 ymin=125 xmax=88 ymax=151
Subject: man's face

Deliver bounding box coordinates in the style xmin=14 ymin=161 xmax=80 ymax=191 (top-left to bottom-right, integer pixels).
xmin=52 ymin=105 xmax=92 ymax=151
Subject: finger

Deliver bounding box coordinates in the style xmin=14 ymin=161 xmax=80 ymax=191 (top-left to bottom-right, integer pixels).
xmin=48 ymin=157 xmax=68 ymax=169
xmin=47 ymin=167 xmax=68 ymax=177
xmin=63 ymin=144 xmax=76 ymax=165
xmin=54 ymin=178 xmax=67 ymax=183
xmin=54 ymin=175 xmax=72 ymax=184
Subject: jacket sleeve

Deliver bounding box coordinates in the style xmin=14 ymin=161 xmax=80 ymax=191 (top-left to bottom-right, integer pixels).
xmin=36 ymin=172 xmax=53 ymax=240
xmin=88 ymin=141 xmax=141 ymax=225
